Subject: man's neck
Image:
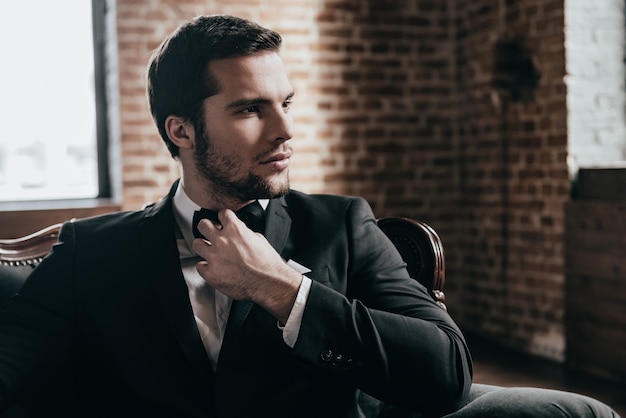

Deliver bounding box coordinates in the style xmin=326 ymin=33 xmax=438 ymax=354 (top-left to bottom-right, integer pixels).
xmin=179 ymin=178 xmax=253 ymax=212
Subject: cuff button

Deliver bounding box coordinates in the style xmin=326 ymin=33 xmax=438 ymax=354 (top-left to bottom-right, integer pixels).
xmin=320 ymin=349 xmax=333 ymax=362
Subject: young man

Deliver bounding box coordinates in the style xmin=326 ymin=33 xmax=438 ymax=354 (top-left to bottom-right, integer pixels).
xmin=0 ymin=14 xmax=619 ymax=418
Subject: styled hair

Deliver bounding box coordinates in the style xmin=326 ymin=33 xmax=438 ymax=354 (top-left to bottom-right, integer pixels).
xmin=147 ymin=15 xmax=282 ymax=157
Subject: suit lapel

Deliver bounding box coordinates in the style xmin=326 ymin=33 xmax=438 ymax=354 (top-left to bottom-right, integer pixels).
xmin=218 ymin=196 xmax=292 ymax=369
xmin=139 ymin=186 xmax=215 ymax=387
xmin=264 ymin=196 xmax=292 ymax=258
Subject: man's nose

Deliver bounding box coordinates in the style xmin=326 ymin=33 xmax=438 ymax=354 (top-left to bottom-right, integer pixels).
xmin=269 ymin=108 xmax=294 ymax=142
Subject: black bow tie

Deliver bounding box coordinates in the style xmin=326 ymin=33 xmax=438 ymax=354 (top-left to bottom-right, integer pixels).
xmin=192 ymin=201 xmax=266 ymax=239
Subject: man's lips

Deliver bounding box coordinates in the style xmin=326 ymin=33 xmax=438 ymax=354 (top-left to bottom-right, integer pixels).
xmin=260 ymin=151 xmax=292 ymax=164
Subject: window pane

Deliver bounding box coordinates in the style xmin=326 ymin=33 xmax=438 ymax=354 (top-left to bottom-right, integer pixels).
xmin=0 ymin=1 xmax=98 ymax=201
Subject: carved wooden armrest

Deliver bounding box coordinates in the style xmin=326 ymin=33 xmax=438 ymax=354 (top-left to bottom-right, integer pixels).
xmin=377 ymin=217 xmax=446 ymax=310
xmin=0 ymin=223 xmax=63 ymax=266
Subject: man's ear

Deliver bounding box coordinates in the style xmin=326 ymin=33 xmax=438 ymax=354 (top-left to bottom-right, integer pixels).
xmin=165 ymin=115 xmax=195 ymax=150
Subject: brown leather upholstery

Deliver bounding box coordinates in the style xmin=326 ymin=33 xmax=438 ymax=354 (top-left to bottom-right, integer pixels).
xmin=377 ymin=217 xmax=446 ymax=310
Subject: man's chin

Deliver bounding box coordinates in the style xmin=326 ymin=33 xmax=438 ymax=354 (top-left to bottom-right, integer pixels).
xmin=269 ymin=186 xmax=290 ymax=199
xmin=263 ymin=181 xmax=290 ymax=199
xmin=236 ymin=177 xmax=289 ymax=201
xmin=257 ymin=172 xmax=290 ymax=199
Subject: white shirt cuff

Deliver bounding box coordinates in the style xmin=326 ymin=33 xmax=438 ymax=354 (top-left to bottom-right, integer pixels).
xmin=279 ymin=275 xmax=312 ymax=347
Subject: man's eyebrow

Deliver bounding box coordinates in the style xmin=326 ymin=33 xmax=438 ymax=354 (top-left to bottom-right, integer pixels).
xmin=225 ymin=97 xmax=269 ymax=111
xmin=225 ymin=92 xmax=295 ymax=111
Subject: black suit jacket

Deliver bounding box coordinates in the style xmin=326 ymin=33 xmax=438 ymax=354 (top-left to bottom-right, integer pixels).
xmin=0 ymin=183 xmax=472 ymax=417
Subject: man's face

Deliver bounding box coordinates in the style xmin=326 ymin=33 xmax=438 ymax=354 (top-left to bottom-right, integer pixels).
xmin=193 ymin=52 xmax=295 ymax=203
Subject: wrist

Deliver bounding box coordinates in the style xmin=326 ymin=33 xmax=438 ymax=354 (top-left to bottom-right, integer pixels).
xmin=257 ymin=265 xmax=303 ymax=323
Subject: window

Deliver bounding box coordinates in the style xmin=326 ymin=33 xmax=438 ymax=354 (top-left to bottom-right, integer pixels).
xmin=0 ymin=0 xmax=111 ymax=203
xmin=564 ymin=0 xmax=626 ymax=177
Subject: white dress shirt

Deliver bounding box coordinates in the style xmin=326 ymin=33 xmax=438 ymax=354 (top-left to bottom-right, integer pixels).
xmin=172 ymin=183 xmax=311 ymax=370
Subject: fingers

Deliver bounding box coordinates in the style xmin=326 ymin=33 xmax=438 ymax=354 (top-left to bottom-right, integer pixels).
xmin=217 ymin=208 xmax=238 ymax=225
xmin=196 ymin=218 xmax=219 ymax=239
xmin=195 ymin=259 xmax=211 ymax=277
xmin=192 ymin=209 xmax=246 ymax=254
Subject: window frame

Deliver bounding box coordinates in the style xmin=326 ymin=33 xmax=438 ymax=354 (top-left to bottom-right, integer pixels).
xmin=93 ymin=0 xmax=112 ymax=200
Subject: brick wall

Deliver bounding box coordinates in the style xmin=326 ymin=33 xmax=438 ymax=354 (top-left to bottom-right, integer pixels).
xmin=114 ymin=0 xmax=571 ymax=360
xmin=452 ymin=0 xmax=569 ymax=360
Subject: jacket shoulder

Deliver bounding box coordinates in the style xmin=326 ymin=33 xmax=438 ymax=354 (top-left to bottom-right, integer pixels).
xmin=285 ymin=190 xmax=367 ymax=208
xmin=283 ymin=190 xmax=374 ymax=220
xmin=69 ymin=209 xmax=147 ymax=231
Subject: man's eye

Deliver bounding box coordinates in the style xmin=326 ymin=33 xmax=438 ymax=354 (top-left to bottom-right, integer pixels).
xmin=242 ymin=105 xmax=260 ymax=114
xmin=283 ymin=101 xmax=292 ymax=110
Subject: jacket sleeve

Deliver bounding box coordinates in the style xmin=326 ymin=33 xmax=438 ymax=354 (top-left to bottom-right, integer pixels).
xmin=291 ymin=198 xmax=472 ymax=416
xmin=0 ymin=222 xmax=77 ymax=411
